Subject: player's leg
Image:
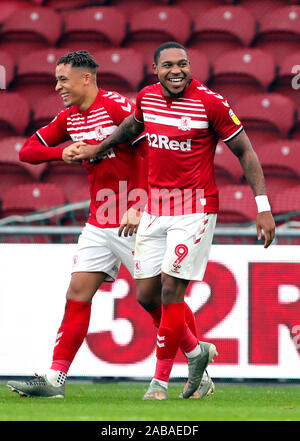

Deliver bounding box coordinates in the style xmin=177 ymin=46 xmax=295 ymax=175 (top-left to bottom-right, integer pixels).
xmin=162 ymin=212 xmax=218 ymax=399
xmin=7 ymin=224 xmax=120 ymax=398
xmin=7 ymin=271 xmax=106 ymax=398
xmin=143 ymin=273 xmax=199 ymax=400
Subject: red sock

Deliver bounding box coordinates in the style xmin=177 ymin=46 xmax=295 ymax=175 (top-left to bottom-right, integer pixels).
xmin=184 ymin=303 xmax=198 ymax=339
xmin=156 ymin=302 xmax=185 ymax=359
xmin=51 ymin=299 xmax=91 ymax=374
xmin=148 ymin=303 xmax=198 ymax=354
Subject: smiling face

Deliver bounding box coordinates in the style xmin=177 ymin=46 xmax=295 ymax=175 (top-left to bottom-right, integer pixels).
xmin=153 ymin=47 xmax=191 ymax=97
xmin=55 ymin=63 xmax=91 ymax=109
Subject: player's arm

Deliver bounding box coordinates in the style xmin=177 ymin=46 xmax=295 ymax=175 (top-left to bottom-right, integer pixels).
xmin=19 ymin=110 xmax=86 ymax=165
xmin=19 ymin=134 xmax=67 ymax=164
xmin=72 ymin=113 xmax=145 ymax=161
xmin=226 ymin=130 xmax=276 ymax=248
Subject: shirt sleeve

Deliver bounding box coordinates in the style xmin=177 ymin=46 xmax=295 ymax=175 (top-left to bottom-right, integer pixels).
xmin=35 ymin=110 xmax=70 ymax=147
xmin=206 ymin=92 xmax=243 ymax=142
xmin=102 ymin=92 xmax=135 ymax=126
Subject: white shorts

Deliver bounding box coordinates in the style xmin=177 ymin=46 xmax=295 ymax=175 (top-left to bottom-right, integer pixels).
xmin=72 ymin=223 xmax=135 ymax=282
xmin=134 ymin=212 xmax=217 ymax=281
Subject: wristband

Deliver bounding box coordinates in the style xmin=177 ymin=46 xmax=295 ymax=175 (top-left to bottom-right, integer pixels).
xmin=255 ymin=195 xmax=271 ymax=213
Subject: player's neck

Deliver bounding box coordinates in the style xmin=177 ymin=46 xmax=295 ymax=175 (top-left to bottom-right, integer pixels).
xmin=79 ymin=87 xmax=99 ymax=112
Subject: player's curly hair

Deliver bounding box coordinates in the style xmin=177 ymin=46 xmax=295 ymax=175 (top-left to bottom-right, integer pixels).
xmin=57 ymin=50 xmax=99 ymax=75
xmin=154 ymin=42 xmax=188 ymax=65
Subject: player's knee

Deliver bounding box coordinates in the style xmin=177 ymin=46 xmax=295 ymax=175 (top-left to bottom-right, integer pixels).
xmin=161 ymin=277 xmax=186 ymax=304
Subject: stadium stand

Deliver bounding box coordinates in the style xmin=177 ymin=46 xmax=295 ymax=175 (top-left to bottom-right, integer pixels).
xmin=218 ymin=185 xmax=258 ymax=224
xmin=272 ymin=185 xmax=300 ymax=223
xmin=237 ymin=0 xmax=292 ymax=21
xmin=233 ymin=93 xmax=297 ymax=149
xmin=42 ymin=0 xmax=107 ymax=10
xmin=57 ymin=7 xmax=126 ymax=55
xmin=0 ymin=1 xmax=32 ymax=25
xmin=0 ymin=92 xmax=30 ymax=138
xmin=41 ymin=162 xmax=88 ymax=203
xmin=253 ymin=5 xmax=300 ymax=65
xmin=1 ymin=183 xmax=66 ymax=218
xmin=11 ymin=49 xmax=67 ymax=110
xmin=0 ymin=0 xmax=299 ymax=232
xmin=110 ymin=0 xmax=160 ymax=19
xmin=0 ymin=50 xmax=15 ymax=89
xmin=94 ymin=48 xmax=144 ymax=94
xmin=0 ymin=136 xmax=44 ymax=200
xmin=173 ymin=0 xmax=235 ymax=21
xmin=27 ymin=93 xmax=64 ymax=135
xmin=123 ymin=6 xmax=191 ymax=66
xmin=188 ymin=6 xmax=256 ymax=63
xmin=271 ymin=51 xmax=300 ymax=114
xmin=214 ymin=141 xmax=244 ymax=187
xmin=208 ymin=48 xmax=276 ymax=105
xmin=0 ymin=135 xmax=46 ymax=181
xmin=0 ymin=6 xmax=63 ymax=62
xmin=256 ymin=140 xmax=300 ymax=205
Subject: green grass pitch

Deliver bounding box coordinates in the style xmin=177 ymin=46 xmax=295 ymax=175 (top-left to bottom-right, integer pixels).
xmin=1 ymin=382 xmax=300 ymax=421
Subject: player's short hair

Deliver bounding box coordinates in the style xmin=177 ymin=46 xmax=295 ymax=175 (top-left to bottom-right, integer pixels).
xmin=154 ymin=42 xmax=189 ymax=65
xmin=57 ymin=50 xmax=99 ymax=75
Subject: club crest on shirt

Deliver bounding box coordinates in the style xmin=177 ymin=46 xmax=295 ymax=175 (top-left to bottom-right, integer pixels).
xmin=178 ymin=116 xmax=192 ymax=131
xmin=95 ymin=125 xmax=106 ymax=141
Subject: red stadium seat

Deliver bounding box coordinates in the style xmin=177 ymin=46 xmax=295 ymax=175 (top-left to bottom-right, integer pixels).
xmin=214 ymin=141 xmax=244 ymax=186
xmin=57 ymin=7 xmax=126 ymax=55
xmin=41 ymin=162 xmax=89 ymax=203
xmin=142 ymin=48 xmax=210 ymax=88
xmin=291 ymin=112 xmax=300 ymax=141
xmin=67 ymin=185 xmax=90 ymax=225
xmin=256 ymin=140 xmax=300 ymax=204
xmin=123 ymin=6 xmax=191 ymax=66
xmin=234 ymin=93 xmax=296 ymax=149
xmin=173 ymin=0 xmax=234 ymax=21
xmin=237 ymin=0 xmax=290 ymax=21
xmin=271 ymin=51 xmax=300 ymax=113
xmin=94 ymin=49 xmax=144 ymax=93
xmin=0 ymin=7 xmax=63 ymax=61
xmin=0 ymin=50 xmax=15 ymax=88
xmin=218 ymin=184 xmax=257 ymax=223
xmin=1 ymin=183 xmax=66 ymax=218
xmin=28 ymin=93 xmax=64 ymax=135
xmin=272 ymin=185 xmax=300 ymax=222
xmin=188 ymin=6 xmax=256 ymax=63
xmin=0 ymin=136 xmax=40 ymax=200
xmin=109 ymin=0 xmax=159 ymax=19
xmin=0 ymin=136 xmax=46 ymax=182
xmin=43 ymin=1 xmax=107 ymax=10
xmin=0 ymin=1 xmax=31 ymax=24
xmin=11 ymin=49 xmax=67 ymax=110
xmin=68 ymin=185 xmax=90 ymax=203
xmin=0 ymin=92 xmax=30 ymax=137
xmin=253 ymin=6 xmax=300 ymax=65
xmin=208 ymin=49 xmax=276 ymax=105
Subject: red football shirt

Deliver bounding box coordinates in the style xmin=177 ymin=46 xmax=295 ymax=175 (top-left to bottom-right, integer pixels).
xmin=36 ymin=89 xmax=147 ymax=228
xmin=134 ymin=79 xmax=243 ymax=216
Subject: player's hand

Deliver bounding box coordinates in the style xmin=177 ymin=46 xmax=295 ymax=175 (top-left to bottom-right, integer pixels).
xmin=256 ymin=211 xmax=276 ymax=248
xmin=62 ymin=142 xmax=87 ymax=164
xmin=118 ymin=207 xmax=142 ymax=237
xmin=72 ymin=144 xmax=100 ymax=161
